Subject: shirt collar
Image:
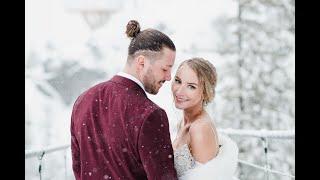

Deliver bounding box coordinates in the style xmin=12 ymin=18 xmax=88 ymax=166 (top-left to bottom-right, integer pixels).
xmin=117 ymin=72 xmax=145 ymax=92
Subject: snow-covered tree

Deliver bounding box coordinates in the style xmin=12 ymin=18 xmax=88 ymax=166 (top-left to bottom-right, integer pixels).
xmin=213 ymin=0 xmax=294 ymax=179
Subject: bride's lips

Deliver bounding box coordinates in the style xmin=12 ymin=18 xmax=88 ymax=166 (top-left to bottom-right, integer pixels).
xmin=175 ymin=96 xmax=188 ymax=103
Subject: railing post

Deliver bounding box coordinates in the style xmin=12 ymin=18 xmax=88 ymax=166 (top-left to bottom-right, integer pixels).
xmin=261 ymin=137 xmax=270 ymax=180
xmin=37 ymin=151 xmax=45 ymax=180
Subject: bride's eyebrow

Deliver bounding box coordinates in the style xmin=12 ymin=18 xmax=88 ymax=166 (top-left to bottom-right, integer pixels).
xmin=187 ymin=82 xmax=198 ymax=86
xmin=175 ymin=76 xmax=198 ymax=86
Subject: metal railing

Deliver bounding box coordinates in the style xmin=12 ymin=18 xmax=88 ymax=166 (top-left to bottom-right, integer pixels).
xmin=218 ymin=129 xmax=295 ymax=179
xmin=25 ymin=144 xmax=70 ymax=159
xmin=26 ymin=144 xmax=70 ymax=180
xmin=25 ymin=129 xmax=295 ymax=180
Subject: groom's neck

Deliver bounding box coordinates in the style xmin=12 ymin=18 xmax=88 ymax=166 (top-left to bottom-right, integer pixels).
xmin=123 ymin=64 xmax=141 ymax=82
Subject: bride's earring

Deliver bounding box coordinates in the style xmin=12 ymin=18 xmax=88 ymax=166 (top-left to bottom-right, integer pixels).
xmin=202 ymin=99 xmax=207 ymax=107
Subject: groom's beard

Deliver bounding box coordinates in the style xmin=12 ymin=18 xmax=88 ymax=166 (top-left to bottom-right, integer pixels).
xmin=142 ymin=68 xmax=159 ymax=95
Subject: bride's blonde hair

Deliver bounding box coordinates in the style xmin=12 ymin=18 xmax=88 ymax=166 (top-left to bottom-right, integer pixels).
xmin=178 ymin=58 xmax=217 ymax=106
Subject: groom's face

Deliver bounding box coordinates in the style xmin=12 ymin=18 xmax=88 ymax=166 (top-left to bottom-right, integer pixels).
xmin=141 ymin=47 xmax=175 ymax=95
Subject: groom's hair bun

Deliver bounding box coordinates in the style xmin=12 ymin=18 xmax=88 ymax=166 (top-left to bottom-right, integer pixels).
xmin=125 ymin=20 xmax=176 ymax=61
xmin=126 ymin=20 xmax=141 ymax=39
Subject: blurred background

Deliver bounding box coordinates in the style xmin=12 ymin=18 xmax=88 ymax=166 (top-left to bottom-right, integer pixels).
xmin=25 ymin=0 xmax=295 ymax=179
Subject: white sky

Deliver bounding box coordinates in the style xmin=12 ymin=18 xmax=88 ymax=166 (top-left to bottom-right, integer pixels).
xmin=25 ymin=0 xmax=237 ymax=62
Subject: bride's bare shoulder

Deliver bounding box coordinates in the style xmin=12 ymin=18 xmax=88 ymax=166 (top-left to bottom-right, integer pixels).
xmin=189 ymin=117 xmax=218 ymax=163
xmin=189 ymin=118 xmax=213 ymax=136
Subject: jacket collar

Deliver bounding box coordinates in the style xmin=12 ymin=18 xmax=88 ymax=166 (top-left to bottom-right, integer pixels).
xmin=110 ymin=75 xmax=147 ymax=97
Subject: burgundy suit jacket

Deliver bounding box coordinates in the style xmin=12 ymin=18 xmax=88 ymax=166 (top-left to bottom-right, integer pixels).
xmin=71 ymin=75 xmax=178 ymax=180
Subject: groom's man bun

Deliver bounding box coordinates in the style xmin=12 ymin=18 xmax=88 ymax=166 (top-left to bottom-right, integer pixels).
xmin=125 ymin=20 xmax=176 ymax=62
xmin=126 ymin=20 xmax=141 ymax=38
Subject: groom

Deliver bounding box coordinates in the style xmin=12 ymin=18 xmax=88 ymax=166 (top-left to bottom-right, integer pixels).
xmin=70 ymin=20 xmax=178 ymax=180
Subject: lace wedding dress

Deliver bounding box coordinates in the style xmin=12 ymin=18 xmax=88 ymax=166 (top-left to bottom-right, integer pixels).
xmin=174 ymin=134 xmax=239 ymax=180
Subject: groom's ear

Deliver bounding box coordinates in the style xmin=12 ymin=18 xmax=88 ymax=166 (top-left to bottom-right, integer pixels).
xmin=136 ymin=55 xmax=145 ymax=69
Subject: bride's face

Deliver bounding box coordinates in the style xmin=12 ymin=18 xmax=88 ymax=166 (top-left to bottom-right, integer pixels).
xmin=171 ymin=64 xmax=203 ymax=110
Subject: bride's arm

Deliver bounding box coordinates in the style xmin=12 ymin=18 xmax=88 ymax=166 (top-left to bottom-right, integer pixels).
xmin=189 ymin=121 xmax=219 ymax=164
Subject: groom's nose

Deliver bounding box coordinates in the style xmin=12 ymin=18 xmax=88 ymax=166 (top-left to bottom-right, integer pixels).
xmin=165 ymin=71 xmax=171 ymax=81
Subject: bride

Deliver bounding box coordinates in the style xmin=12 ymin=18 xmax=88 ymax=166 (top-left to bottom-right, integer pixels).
xmin=171 ymin=58 xmax=239 ymax=180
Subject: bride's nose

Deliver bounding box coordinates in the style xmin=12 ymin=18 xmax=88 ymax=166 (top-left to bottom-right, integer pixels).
xmin=175 ymin=85 xmax=185 ymax=96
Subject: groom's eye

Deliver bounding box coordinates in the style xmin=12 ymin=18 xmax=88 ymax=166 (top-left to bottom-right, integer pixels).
xmin=174 ymin=78 xmax=181 ymax=84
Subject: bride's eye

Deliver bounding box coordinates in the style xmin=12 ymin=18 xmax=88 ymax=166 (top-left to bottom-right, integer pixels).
xmin=188 ymin=85 xmax=196 ymax=90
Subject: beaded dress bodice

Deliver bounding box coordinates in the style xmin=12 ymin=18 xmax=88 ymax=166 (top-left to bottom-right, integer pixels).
xmin=173 ymin=144 xmax=196 ymax=177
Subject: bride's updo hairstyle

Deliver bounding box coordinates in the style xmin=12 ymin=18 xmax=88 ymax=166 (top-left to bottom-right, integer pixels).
xmin=125 ymin=20 xmax=176 ymax=62
xmin=178 ymin=58 xmax=217 ymax=106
